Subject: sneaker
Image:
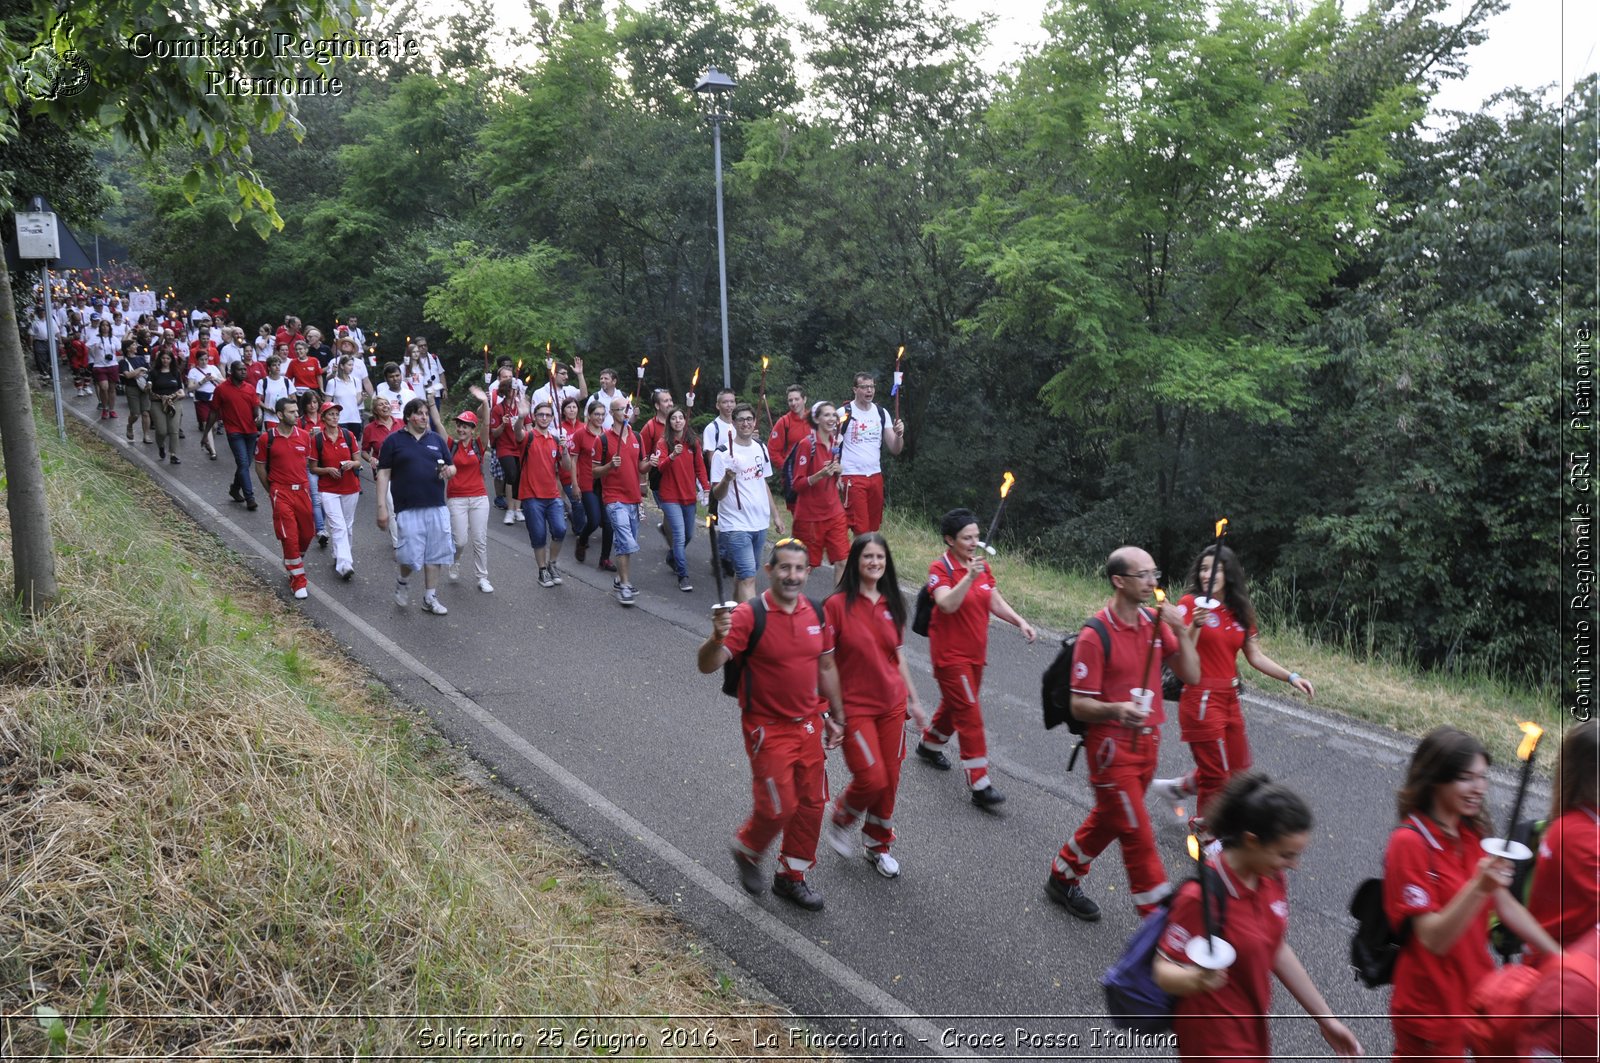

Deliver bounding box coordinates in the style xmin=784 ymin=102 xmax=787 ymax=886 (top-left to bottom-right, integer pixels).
xmin=613 ymin=576 xmax=624 ymax=591
xmin=598 ymin=558 xmax=617 ymax=572
xmin=493 ymin=496 xmax=508 ymax=510
xmin=538 ymin=567 xmax=556 ymax=588
xmin=971 ymin=784 xmax=1007 ymax=809
xmin=547 ymin=562 xmax=563 ymax=585
xmin=108 ymin=410 xmax=116 ymax=418
xmin=477 ymin=578 xmax=494 ymax=593
xmin=394 ymin=580 xmax=410 ymax=607
xmin=317 ymin=532 xmax=329 ymax=548
xmin=422 ymin=595 xmax=449 ymax=615
xmin=915 ymin=744 xmax=951 ymax=770
xmin=503 ymin=510 xmax=516 ymax=525
xmin=292 ymin=587 xmax=308 ymax=600
xmin=1044 ymin=875 xmax=1102 ymax=922
xmin=513 ymin=508 xmax=526 ymax=522
xmin=824 ymin=815 xmax=855 ymax=858
xmin=448 ymin=564 xmax=461 ymax=582
xmin=169 ymin=455 xmax=180 ymax=465
xmin=229 ymin=484 xmax=244 ymax=503
xmin=574 ymin=540 xmax=588 ymax=563
xmin=867 ymin=850 xmax=901 ymax=879
xmin=677 ymin=575 xmax=693 ymax=592
xmin=772 ymin=875 xmax=824 ymax=912
xmin=339 ymin=566 xmax=354 ymax=582
xmin=617 ymin=583 xmax=637 ymax=606
xmin=246 ymin=499 xmax=258 ymax=511
xmin=731 ymin=847 xmax=764 ymax=895
xmin=1150 ymin=776 xmax=1189 ymax=805
xmin=158 ymin=445 xmax=166 ymax=459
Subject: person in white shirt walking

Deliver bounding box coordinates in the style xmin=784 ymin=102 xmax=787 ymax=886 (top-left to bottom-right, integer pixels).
xmin=709 ymin=404 xmax=783 ymax=603
xmin=836 ymin=372 xmax=905 ymax=537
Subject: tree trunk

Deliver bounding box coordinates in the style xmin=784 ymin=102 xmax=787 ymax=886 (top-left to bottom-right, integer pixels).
xmin=0 ymin=257 xmax=59 ymax=614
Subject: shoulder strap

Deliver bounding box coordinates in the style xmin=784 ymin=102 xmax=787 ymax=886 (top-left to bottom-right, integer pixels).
xmin=1084 ymin=616 xmax=1114 ymax=665
xmin=879 ymin=404 xmax=889 ymax=429
xmin=315 ymin=429 xmax=326 ymax=466
xmin=741 ymin=596 xmax=770 ymax=703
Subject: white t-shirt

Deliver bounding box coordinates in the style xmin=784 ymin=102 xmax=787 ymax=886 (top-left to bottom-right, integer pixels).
xmin=89 ymin=335 xmax=119 ymax=368
xmin=837 ymin=400 xmax=890 ymax=476
xmin=375 ymin=381 xmax=417 ymax=413
xmin=257 ymin=374 xmax=298 ymax=425
xmin=710 ymin=438 xmax=774 ymax=532
xmin=218 ymin=342 xmax=244 ymax=369
xmin=530 ymin=382 xmax=582 ymax=415
xmin=587 ymin=388 xmax=624 ymax=430
xmin=701 ymin=416 xmax=736 ymax=457
xmin=324 ymin=375 xmax=364 ymax=421
xmin=187 ymin=364 xmax=223 ymax=398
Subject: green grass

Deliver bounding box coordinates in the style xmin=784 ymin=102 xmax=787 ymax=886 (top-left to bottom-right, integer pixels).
xmin=877 ymin=509 xmax=1562 ymax=770
xmin=0 ymin=403 xmax=805 ymax=1058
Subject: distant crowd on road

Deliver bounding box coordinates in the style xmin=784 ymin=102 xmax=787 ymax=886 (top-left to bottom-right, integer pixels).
xmin=26 ymin=287 xmax=1599 ymax=1062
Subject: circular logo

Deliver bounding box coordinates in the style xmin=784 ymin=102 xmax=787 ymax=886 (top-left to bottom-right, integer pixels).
xmin=1072 ymin=662 xmax=1088 ymax=680
xmin=1402 ymin=884 xmax=1430 ymax=909
xmin=23 ymin=46 xmax=89 ymax=102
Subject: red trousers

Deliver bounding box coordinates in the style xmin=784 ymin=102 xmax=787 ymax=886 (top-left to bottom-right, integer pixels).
xmin=840 ymin=473 xmax=885 ymax=536
xmin=1177 ymin=686 xmax=1251 ymax=819
xmin=271 ymin=484 xmax=315 ymax=591
xmin=734 ymin=714 xmax=828 ymax=879
xmin=1391 ymin=1020 xmax=1468 ymax=1063
xmin=1052 ymin=730 xmax=1172 ymax=914
xmin=791 ymin=514 xmax=851 ymax=567
xmin=832 ymin=710 xmax=907 ymax=852
xmin=921 ymin=663 xmax=990 ymax=788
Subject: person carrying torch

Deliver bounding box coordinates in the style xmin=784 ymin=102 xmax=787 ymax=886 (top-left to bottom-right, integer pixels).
xmin=1045 ymin=546 xmax=1199 ymax=921
xmin=835 ymin=371 xmax=905 ymax=537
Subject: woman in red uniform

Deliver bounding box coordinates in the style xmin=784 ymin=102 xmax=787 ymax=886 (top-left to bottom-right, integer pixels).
xmin=558 ymin=395 xmax=588 ymax=547
xmin=572 ymin=400 xmax=613 ymax=568
xmin=1526 ymin=719 xmax=1599 ymax=953
xmin=914 ymin=507 xmax=1036 ymax=807
xmin=1155 ymin=773 xmax=1362 ymax=1062
xmin=653 ymin=407 xmax=709 ymax=592
xmin=446 ymin=388 xmax=494 ymax=594
xmin=1384 ymin=726 xmax=1562 ymax=1062
xmin=788 ymin=402 xmax=850 ymax=572
xmin=1152 ymin=545 xmax=1313 ymax=822
xmin=822 ymin=534 xmax=926 ymax=877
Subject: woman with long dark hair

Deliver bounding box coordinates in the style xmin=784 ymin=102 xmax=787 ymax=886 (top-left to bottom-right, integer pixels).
xmin=1151 ymin=544 xmax=1313 ymax=823
xmin=653 ymin=406 xmax=709 ymax=592
xmin=1526 ymin=719 xmax=1599 ymax=953
xmin=147 ymin=345 xmax=187 ymax=463
xmin=1384 ymin=726 xmax=1560 ymax=1061
xmin=90 ymin=318 xmax=120 ymax=418
xmin=558 ymin=395 xmax=589 ymax=545
xmin=1154 ymin=773 xmax=1362 ymax=1061
xmin=823 ymin=534 xmax=926 ymax=877
xmin=788 ymin=401 xmax=851 ymax=572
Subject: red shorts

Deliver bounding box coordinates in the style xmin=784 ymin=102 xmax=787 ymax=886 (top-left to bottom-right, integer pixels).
xmin=791 ymin=514 xmax=850 ymax=567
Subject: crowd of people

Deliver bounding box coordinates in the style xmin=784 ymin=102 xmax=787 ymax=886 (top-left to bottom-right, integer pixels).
xmin=27 ymin=288 xmax=1597 ymax=1061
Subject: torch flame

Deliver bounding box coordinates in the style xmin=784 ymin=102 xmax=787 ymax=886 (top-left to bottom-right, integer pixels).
xmin=1187 ymin=834 xmax=1201 ymax=861
xmin=1215 ymin=517 xmax=1229 ymax=538
xmin=999 ymin=471 xmax=1015 ymax=499
xmin=762 ymin=356 xmax=770 ymax=370
xmin=707 ymin=513 xmax=717 ymax=529
xmin=1517 ymin=721 xmax=1544 ymax=761
xmin=516 ymin=360 xmax=523 ymax=373
xmin=691 ymin=367 xmax=700 ymax=388
xmin=640 ymin=357 xmax=649 ymax=367
xmin=546 ymin=342 xmax=552 ymax=354
xmin=1155 ymin=588 xmax=1167 ymax=604
xmin=896 ymin=345 xmax=905 ymax=360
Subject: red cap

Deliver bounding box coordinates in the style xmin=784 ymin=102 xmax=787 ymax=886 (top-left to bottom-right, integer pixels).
xmin=455 ymin=410 xmax=479 ymax=425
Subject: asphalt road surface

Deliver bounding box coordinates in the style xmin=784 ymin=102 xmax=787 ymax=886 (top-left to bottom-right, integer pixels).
xmin=69 ymin=399 xmax=1548 ymax=1061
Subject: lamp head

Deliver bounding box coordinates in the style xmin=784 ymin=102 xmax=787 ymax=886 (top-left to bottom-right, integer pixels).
xmin=693 ymin=67 xmax=736 ymax=96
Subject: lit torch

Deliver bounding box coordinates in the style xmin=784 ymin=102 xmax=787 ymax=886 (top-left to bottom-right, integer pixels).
xmin=688 ymin=366 xmax=700 ymax=407
xmin=1486 ymin=722 xmax=1545 ymax=862
xmin=759 ymin=355 xmax=774 ymax=434
xmin=1135 ymin=588 xmax=1168 ymax=717
xmin=1197 ymin=517 xmax=1230 ymax=610
xmin=892 ymin=345 xmax=905 ymax=419
xmin=1183 ymin=834 xmax=1234 ymax=970
xmin=980 ymin=471 xmax=1016 ymax=555
xmin=637 ymin=356 xmax=648 ymax=386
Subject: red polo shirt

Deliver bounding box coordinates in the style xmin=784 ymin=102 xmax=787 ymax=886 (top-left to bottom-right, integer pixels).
xmin=927 ymin=553 xmax=996 ymax=668
xmin=212 ymin=379 xmax=260 ymax=436
xmin=768 ymin=411 xmax=809 ymax=462
xmin=446 ymin=438 xmax=488 ymax=499
xmin=361 ymin=418 xmax=395 ymax=462
xmin=824 ymin=592 xmax=906 ymax=717
xmin=653 ymin=437 xmax=708 ymax=505
xmin=244 ymin=359 xmax=269 ymax=390
xmin=254 ymin=427 xmax=311 ymax=488
xmin=724 ymin=591 xmax=833 ymax=723
xmin=639 ymin=415 xmax=668 ymax=465
xmin=791 ymin=435 xmax=844 ymax=522
xmin=1526 ymin=805 xmax=1600 ymax=953
xmin=1178 ymin=593 xmax=1256 ymax=689
xmin=313 ymin=427 xmax=362 ymax=495
xmin=573 ymin=425 xmax=601 ymax=493
xmin=518 ymin=429 xmax=563 ymax=500
xmin=598 ymin=427 xmax=643 ymax=505
xmin=286 ymin=355 xmax=322 ymax=391
xmin=489 ymin=398 xmax=522 ymax=458
xmin=1070 ymin=602 xmax=1180 ymax=731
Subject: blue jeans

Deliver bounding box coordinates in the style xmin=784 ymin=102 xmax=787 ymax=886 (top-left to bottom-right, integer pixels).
xmin=227 ymin=431 xmax=258 ymax=501
xmin=606 ymin=502 xmax=640 ymax=556
xmin=719 ymin=529 xmax=766 ymax=580
xmin=308 ymin=471 xmax=325 ymax=533
xmin=579 ymin=490 xmax=612 ymax=559
xmin=661 ymin=501 xmax=697 ymax=579
xmin=563 ymin=483 xmax=587 ymax=540
xmin=521 ymin=496 xmax=567 ymax=549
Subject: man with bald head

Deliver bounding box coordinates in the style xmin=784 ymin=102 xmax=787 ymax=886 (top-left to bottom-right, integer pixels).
xmin=1045 ymin=545 xmax=1200 ymax=922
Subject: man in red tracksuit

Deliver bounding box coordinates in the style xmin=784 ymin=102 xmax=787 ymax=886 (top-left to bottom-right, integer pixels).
xmin=697 ymin=539 xmax=845 ymax=911
xmin=1046 ymin=546 xmax=1199 ymax=921
xmin=255 ymin=395 xmax=316 ymax=600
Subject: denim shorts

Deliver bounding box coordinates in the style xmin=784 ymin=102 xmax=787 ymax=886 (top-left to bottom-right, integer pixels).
xmin=605 ymin=502 xmax=640 ymax=556
xmin=394 ymin=506 xmax=455 ymax=569
xmin=719 ymin=529 xmax=766 ymax=580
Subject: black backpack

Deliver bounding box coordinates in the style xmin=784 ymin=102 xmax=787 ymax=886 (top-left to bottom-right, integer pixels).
xmin=780 ymin=436 xmax=818 ymax=506
xmin=1348 ymin=820 xmax=1435 ymax=988
xmin=1102 ymin=871 xmax=1229 ymax=1033
xmin=910 ymin=557 xmax=955 ymax=637
xmin=721 ymin=595 xmax=824 ymax=700
xmin=1042 ymin=617 xmax=1113 ymax=771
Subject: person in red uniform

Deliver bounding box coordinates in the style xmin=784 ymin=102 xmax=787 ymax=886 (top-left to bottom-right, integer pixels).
xmin=254 ymin=395 xmax=316 ymax=600
xmin=697 ymin=539 xmax=844 ymax=910
xmin=653 ymin=407 xmax=709 ymax=592
xmin=557 ymin=396 xmax=588 ymax=546
xmin=488 ymin=373 xmax=525 ymax=524
xmin=788 ymin=402 xmax=851 ymax=571
xmin=1526 ymin=719 xmax=1599 ymax=954
xmin=1517 ymin=924 xmax=1599 ymax=1061
xmin=572 ymin=400 xmax=613 ymax=568
xmin=1151 ymin=545 xmax=1315 ymax=823
xmin=207 ymin=360 xmax=262 ymax=510
xmin=1154 ymin=773 xmax=1363 ymax=1062
xmin=361 ymin=395 xmax=403 ymax=550
xmin=914 ymin=508 xmax=1039 ymax=807
xmin=286 ymin=340 xmax=322 ymax=391
xmin=595 ymin=396 xmax=644 ymax=605
xmin=822 ymin=533 xmax=926 ymax=877
xmin=445 ymin=388 xmax=494 ymax=594
xmin=1384 ymin=726 xmax=1562 ymax=1062
xmin=516 ymin=401 xmax=574 ymax=588
xmin=1046 ymin=546 xmax=1200 ymax=921
xmin=768 ymin=385 xmax=809 ymax=516
xmin=310 ymin=402 xmax=363 ymax=580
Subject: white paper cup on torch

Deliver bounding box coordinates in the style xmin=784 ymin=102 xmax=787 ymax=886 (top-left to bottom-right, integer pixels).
xmin=1193 ymin=596 xmax=1221 ymax=611
xmin=1480 ymin=837 xmax=1533 ymax=862
xmin=1129 ymin=688 xmax=1154 ymax=719
xmin=1184 ymin=934 xmax=1236 ymax=970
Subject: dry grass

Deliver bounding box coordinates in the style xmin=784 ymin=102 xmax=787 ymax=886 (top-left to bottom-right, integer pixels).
xmin=878 ymin=509 xmax=1561 ymax=769
xmin=0 ymin=406 xmax=805 ymax=1058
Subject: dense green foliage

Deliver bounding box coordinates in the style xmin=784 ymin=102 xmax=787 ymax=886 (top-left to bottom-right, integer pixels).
xmin=105 ymin=0 xmax=1590 ymax=685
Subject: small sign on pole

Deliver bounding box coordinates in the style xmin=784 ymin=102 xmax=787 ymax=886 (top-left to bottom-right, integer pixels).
xmin=15 ymin=212 xmax=59 ymax=261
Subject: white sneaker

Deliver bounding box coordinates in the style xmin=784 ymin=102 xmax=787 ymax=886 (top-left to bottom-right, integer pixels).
xmin=503 ymin=511 xmax=516 ymax=525
xmin=1150 ymin=777 xmax=1189 ymax=804
xmin=477 ymin=578 xmax=494 ymax=593
xmin=422 ymin=595 xmax=448 ymax=615
xmin=513 ymin=508 xmax=526 ymax=522
xmin=448 ymin=564 xmax=460 ymax=582
xmin=867 ymin=850 xmax=900 ymax=878
xmin=292 ymin=587 xmax=308 ymax=600
xmin=824 ymin=815 xmax=855 ymax=859
xmin=394 ymin=581 xmax=410 ymax=607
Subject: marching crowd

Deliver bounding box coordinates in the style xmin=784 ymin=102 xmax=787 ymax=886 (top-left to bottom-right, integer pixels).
xmin=28 ymin=288 xmax=1599 ymax=1062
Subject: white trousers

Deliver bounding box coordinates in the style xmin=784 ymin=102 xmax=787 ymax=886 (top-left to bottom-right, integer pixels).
xmin=320 ymin=491 xmax=360 ymax=573
xmin=448 ymin=495 xmax=490 ymax=580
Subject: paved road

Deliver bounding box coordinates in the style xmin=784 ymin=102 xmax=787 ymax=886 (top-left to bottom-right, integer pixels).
xmin=71 ymin=401 xmax=1547 ymax=1060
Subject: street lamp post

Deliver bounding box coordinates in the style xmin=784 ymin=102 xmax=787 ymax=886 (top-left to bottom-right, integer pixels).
xmin=694 ymin=67 xmax=735 ymax=390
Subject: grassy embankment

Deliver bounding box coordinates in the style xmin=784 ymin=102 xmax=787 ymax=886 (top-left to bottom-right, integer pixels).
xmin=0 ymin=404 xmax=806 ymax=1057
xmin=877 ymin=509 xmax=1561 ymax=771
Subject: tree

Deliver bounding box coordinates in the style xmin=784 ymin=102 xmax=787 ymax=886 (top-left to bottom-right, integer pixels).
xmin=0 ymin=0 xmax=363 ymax=612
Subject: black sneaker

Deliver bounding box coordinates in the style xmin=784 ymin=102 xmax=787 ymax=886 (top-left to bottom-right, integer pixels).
xmin=1044 ymin=875 xmax=1102 ymax=922
xmin=318 ymin=533 xmax=329 ymax=548
xmin=731 ymin=848 xmax=764 ymax=896
xmin=229 ymin=484 xmax=244 ymax=502
xmin=914 ymin=744 xmax=951 ymax=770
xmin=971 ymin=785 xmax=1007 ymax=809
xmin=246 ymin=499 xmax=258 ymax=511
xmin=538 ymin=567 xmax=556 ymax=588
xmin=772 ymin=874 xmax=825 ymax=912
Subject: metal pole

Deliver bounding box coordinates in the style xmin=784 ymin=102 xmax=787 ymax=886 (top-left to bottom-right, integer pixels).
xmin=40 ymin=267 xmax=65 ymax=442
xmin=712 ymin=112 xmax=731 ymax=390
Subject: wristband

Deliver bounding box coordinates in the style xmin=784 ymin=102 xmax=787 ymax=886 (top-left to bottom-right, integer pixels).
xmin=1288 ymin=672 xmax=1301 ymax=685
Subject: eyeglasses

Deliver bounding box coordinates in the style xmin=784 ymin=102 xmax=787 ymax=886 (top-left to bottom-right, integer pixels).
xmin=1113 ymin=569 xmax=1162 ymax=582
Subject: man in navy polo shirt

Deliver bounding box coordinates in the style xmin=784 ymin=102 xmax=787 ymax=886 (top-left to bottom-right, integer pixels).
xmin=377 ymin=398 xmax=457 ymax=615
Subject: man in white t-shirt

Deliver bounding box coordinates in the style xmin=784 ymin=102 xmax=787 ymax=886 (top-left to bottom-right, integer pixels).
xmin=709 ymin=404 xmax=782 ymax=603
xmin=701 ymin=388 xmax=738 ymax=456
xmin=218 ymin=327 xmax=245 ymax=369
xmin=835 ymin=371 xmax=905 ymax=537
xmin=529 ymin=358 xmax=587 ymax=423
xmin=375 ymin=362 xmax=420 ymax=417
xmin=586 ymin=367 xmax=625 ymax=430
